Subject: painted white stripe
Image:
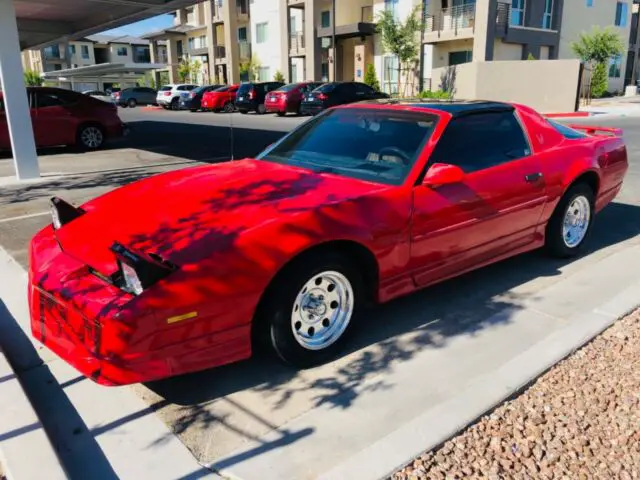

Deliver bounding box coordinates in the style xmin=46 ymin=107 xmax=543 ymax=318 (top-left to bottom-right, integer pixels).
xmin=0 ymin=211 xmax=50 ymax=225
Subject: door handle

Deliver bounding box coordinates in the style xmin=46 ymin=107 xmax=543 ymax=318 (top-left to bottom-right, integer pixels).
xmin=524 ymin=172 xmax=543 ymax=183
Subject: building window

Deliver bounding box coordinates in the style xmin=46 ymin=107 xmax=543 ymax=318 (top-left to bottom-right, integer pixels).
xmin=290 ymin=16 xmax=297 ymax=33
xmin=609 ymin=54 xmax=622 ymax=77
xmin=70 ymin=45 xmax=76 ymax=55
xmin=321 ymin=10 xmax=331 ymax=28
xmin=586 ymin=0 xmax=593 ymax=6
xmin=199 ymin=35 xmax=207 ymax=48
xmin=542 ymin=0 xmax=553 ymax=28
xmin=188 ymin=37 xmax=195 ymax=50
xmin=177 ymin=40 xmax=184 ymax=58
xmin=291 ymin=63 xmax=298 ymax=82
xmin=615 ymin=2 xmax=628 ymax=26
xmin=256 ymin=22 xmax=268 ymax=43
xmin=258 ymin=66 xmax=270 ymax=81
xmin=385 ymin=0 xmax=399 ymax=20
xmin=116 ymin=46 xmax=127 ymax=56
xmin=449 ymin=50 xmax=473 ymax=65
xmin=238 ymin=27 xmax=247 ymax=42
xmin=81 ymin=45 xmax=90 ymax=59
xmin=382 ymin=55 xmax=399 ymax=95
xmin=53 ymin=64 xmax=62 ymax=71
xmin=511 ymin=0 xmax=525 ymax=26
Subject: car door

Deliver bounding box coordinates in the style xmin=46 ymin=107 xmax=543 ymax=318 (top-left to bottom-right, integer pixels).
xmin=335 ymin=83 xmax=356 ymax=105
xmin=32 ymin=90 xmax=76 ymax=147
xmin=143 ymin=88 xmax=156 ymax=104
xmin=410 ymin=109 xmax=547 ymax=286
xmin=354 ymin=83 xmax=377 ymax=101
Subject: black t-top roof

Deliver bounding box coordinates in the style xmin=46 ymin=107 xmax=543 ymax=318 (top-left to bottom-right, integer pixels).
xmin=357 ymin=98 xmax=515 ymax=117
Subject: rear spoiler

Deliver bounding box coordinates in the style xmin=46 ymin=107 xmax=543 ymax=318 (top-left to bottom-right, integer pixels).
xmin=567 ymin=125 xmax=623 ymax=137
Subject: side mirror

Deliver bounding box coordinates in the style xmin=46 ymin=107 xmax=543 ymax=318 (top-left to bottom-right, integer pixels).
xmin=422 ymin=163 xmax=465 ymax=187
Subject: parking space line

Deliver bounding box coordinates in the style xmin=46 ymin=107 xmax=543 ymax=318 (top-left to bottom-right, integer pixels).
xmin=0 ymin=212 xmax=49 ymax=224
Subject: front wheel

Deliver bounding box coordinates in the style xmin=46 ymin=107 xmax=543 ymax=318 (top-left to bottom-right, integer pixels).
xmin=262 ymin=253 xmax=364 ymax=368
xmin=545 ymin=183 xmax=595 ymax=258
xmin=77 ymin=124 xmax=105 ymax=151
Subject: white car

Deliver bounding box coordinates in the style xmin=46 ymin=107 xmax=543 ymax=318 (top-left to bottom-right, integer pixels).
xmin=83 ymin=90 xmax=114 ymax=103
xmin=156 ymin=84 xmax=199 ymax=110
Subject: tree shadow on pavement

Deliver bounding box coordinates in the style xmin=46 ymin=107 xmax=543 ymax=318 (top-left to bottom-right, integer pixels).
xmin=144 ymin=201 xmax=640 ymax=453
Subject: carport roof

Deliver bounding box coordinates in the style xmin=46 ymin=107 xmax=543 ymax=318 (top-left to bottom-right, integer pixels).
xmin=15 ymin=0 xmax=203 ymax=50
xmin=41 ymin=62 xmax=166 ymax=78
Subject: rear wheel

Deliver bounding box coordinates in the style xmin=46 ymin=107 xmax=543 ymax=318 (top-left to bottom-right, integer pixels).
xmin=77 ymin=124 xmax=105 ymax=151
xmin=260 ymin=253 xmax=364 ymax=368
xmin=223 ymin=101 xmax=235 ymax=113
xmin=170 ymin=98 xmax=180 ymax=110
xmin=545 ymin=183 xmax=595 ymax=258
xmin=276 ymin=111 xmax=285 ymax=117
xmin=239 ymin=109 xmax=249 ymax=114
xmin=256 ymin=103 xmax=267 ymax=115
xmin=127 ymin=98 xmax=137 ymax=108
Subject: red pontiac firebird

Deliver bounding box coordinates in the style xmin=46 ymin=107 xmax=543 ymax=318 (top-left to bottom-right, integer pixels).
xmin=29 ymin=100 xmax=628 ymax=386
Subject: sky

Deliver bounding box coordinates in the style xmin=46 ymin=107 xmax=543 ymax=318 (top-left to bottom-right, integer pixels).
xmin=100 ymin=14 xmax=174 ymax=37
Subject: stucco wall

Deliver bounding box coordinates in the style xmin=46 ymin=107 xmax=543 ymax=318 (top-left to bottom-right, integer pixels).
xmin=557 ymin=0 xmax=631 ymax=91
xmin=431 ymin=59 xmax=581 ymax=113
xmin=251 ymin=0 xmax=282 ymax=80
xmin=494 ymin=41 xmax=523 ymax=61
xmin=108 ymin=43 xmax=133 ymax=63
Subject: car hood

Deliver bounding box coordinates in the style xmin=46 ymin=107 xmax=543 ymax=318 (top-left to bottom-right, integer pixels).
xmin=52 ymin=159 xmax=389 ymax=274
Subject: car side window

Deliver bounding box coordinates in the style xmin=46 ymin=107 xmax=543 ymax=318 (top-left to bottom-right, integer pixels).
xmin=354 ymin=83 xmax=374 ymax=96
xmin=0 ymin=97 xmax=4 ymax=113
xmin=340 ymin=83 xmax=356 ymax=97
xmin=35 ymin=92 xmax=67 ymax=109
xmin=429 ymin=111 xmax=531 ymax=173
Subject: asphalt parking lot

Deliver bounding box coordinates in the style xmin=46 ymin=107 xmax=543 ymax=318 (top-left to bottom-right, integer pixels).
xmin=1 ymin=108 xmax=639 ymax=479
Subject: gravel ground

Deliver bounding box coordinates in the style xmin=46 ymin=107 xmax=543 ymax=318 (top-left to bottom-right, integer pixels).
xmin=393 ymin=309 xmax=640 ymax=480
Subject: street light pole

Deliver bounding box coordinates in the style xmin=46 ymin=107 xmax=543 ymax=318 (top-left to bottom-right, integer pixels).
xmin=331 ymin=0 xmax=336 ymax=81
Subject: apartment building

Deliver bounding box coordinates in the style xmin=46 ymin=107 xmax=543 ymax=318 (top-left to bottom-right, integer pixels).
xmin=143 ymin=0 xmax=251 ymax=85
xmin=421 ymin=0 xmax=633 ymax=92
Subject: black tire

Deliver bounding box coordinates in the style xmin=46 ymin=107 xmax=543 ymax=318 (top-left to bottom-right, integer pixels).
xmin=239 ymin=109 xmax=249 ymax=114
xmin=162 ymin=105 xmax=170 ymax=110
xmin=259 ymin=252 xmax=365 ymax=368
xmin=223 ymin=101 xmax=235 ymax=113
xmin=545 ymin=183 xmax=595 ymax=258
xmin=127 ymin=98 xmax=137 ymax=108
xmin=190 ymin=109 xmax=198 ymax=112
xmin=170 ymin=98 xmax=180 ymax=110
xmin=256 ymin=103 xmax=267 ymax=115
xmin=276 ymin=111 xmax=285 ymax=117
xmin=76 ymin=124 xmax=105 ymax=151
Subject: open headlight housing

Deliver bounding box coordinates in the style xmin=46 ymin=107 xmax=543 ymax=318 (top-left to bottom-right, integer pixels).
xmin=111 ymin=242 xmax=177 ymax=296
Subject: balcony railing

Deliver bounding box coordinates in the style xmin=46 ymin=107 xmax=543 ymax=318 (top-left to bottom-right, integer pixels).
xmin=495 ymin=2 xmax=509 ymax=35
xmin=423 ymin=4 xmax=475 ymax=36
xmin=239 ymin=41 xmax=251 ymax=59
xmin=214 ymin=45 xmax=226 ymax=59
xmin=43 ymin=48 xmax=62 ymax=60
xmin=290 ymin=32 xmax=305 ymax=54
xmin=362 ymin=5 xmax=374 ymax=23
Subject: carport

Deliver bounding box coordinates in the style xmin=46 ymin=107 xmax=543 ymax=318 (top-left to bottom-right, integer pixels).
xmin=0 ymin=0 xmax=201 ymax=181
xmin=42 ymin=62 xmax=167 ymax=91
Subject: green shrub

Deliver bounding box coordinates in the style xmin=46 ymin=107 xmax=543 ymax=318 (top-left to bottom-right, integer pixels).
xmin=273 ymin=70 xmax=285 ymax=82
xmin=363 ymin=64 xmax=381 ymax=92
xmin=417 ymin=89 xmax=451 ymax=99
xmin=590 ymin=62 xmax=608 ymax=98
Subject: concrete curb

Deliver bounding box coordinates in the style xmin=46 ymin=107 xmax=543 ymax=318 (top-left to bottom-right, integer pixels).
xmin=318 ymin=280 xmax=640 ymax=480
xmin=0 ymin=347 xmax=67 ymax=480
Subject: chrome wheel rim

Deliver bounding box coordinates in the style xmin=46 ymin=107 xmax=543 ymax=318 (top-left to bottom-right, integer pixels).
xmin=562 ymin=195 xmax=591 ymax=248
xmin=291 ymin=271 xmax=354 ymax=351
xmin=224 ymin=102 xmax=234 ymax=112
xmin=81 ymin=127 xmax=103 ymax=148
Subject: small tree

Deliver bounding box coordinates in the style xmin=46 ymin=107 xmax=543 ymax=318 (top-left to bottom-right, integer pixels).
xmin=527 ymin=52 xmax=536 ymax=60
xmin=571 ymin=27 xmax=623 ymax=98
xmin=190 ymin=59 xmax=202 ymax=83
xmin=239 ymin=55 xmax=261 ymax=81
xmin=177 ymin=60 xmax=191 ymax=83
xmin=363 ymin=63 xmax=381 ymax=92
xmin=24 ymin=69 xmax=43 ymax=86
xmin=591 ymin=62 xmax=609 ymax=98
xmin=376 ymin=5 xmax=422 ymax=97
xmin=273 ymin=70 xmax=286 ymax=82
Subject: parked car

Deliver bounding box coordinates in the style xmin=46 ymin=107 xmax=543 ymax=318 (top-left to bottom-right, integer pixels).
xmin=179 ymin=84 xmax=225 ymax=112
xmin=201 ymin=84 xmax=240 ymax=113
xmin=235 ymin=81 xmax=285 ymax=114
xmin=83 ymin=90 xmax=114 ymax=103
xmin=156 ymin=84 xmax=199 ymax=110
xmin=265 ymin=81 xmax=324 ymax=116
xmin=117 ymin=87 xmax=158 ymax=108
xmin=29 ymin=99 xmax=629 ymax=385
xmin=300 ymin=82 xmax=389 ymax=115
xmin=0 ymin=87 xmax=127 ymax=151
xmin=110 ymin=89 xmax=121 ymax=103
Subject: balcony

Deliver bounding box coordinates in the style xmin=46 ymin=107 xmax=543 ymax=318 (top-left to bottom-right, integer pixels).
xmin=236 ymin=0 xmax=249 ymax=21
xmin=239 ymin=41 xmax=251 ymax=60
xmin=422 ymin=4 xmax=476 ymax=43
xmin=43 ymin=48 xmax=62 ymax=60
xmin=289 ymin=32 xmax=305 ymax=56
xmin=214 ymin=45 xmax=226 ymax=64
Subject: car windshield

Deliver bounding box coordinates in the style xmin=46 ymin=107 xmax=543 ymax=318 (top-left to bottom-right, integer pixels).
xmin=278 ymin=83 xmax=300 ymax=92
xmin=159 ymin=86 xmax=172 ymax=92
xmin=213 ymin=85 xmax=231 ymax=92
xmin=257 ymin=108 xmax=437 ymax=185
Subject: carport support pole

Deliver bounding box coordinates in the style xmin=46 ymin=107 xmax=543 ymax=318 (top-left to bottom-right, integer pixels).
xmin=0 ymin=0 xmax=40 ymax=180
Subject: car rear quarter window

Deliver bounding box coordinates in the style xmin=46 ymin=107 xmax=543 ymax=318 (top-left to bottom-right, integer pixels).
xmin=315 ymin=83 xmax=337 ymax=93
xmin=159 ymin=86 xmax=172 ymax=91
xmin=429 ymin=110 xmax=531 ymax=173
xmin=547 ymin=119 xmax=588 ymax=139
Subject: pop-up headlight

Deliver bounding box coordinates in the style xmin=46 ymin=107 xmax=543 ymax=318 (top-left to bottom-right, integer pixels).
xmin=111 ymin=242 xmax=177 ymax=295
xmin=50 ymin=197 xmax=85 ymax=230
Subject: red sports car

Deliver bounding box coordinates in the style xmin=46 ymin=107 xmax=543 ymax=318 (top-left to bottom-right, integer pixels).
xmin=29 ymin=100 xmax=628 ymax=386
xmin=265 ymin=81 xmax=324 ymax=116
xmin=201 ymin=84 xmax=239 ymax=112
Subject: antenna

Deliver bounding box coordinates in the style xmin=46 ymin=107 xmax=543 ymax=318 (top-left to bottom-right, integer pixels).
xmin=229 ymin=96 xmax=235 ymax=161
